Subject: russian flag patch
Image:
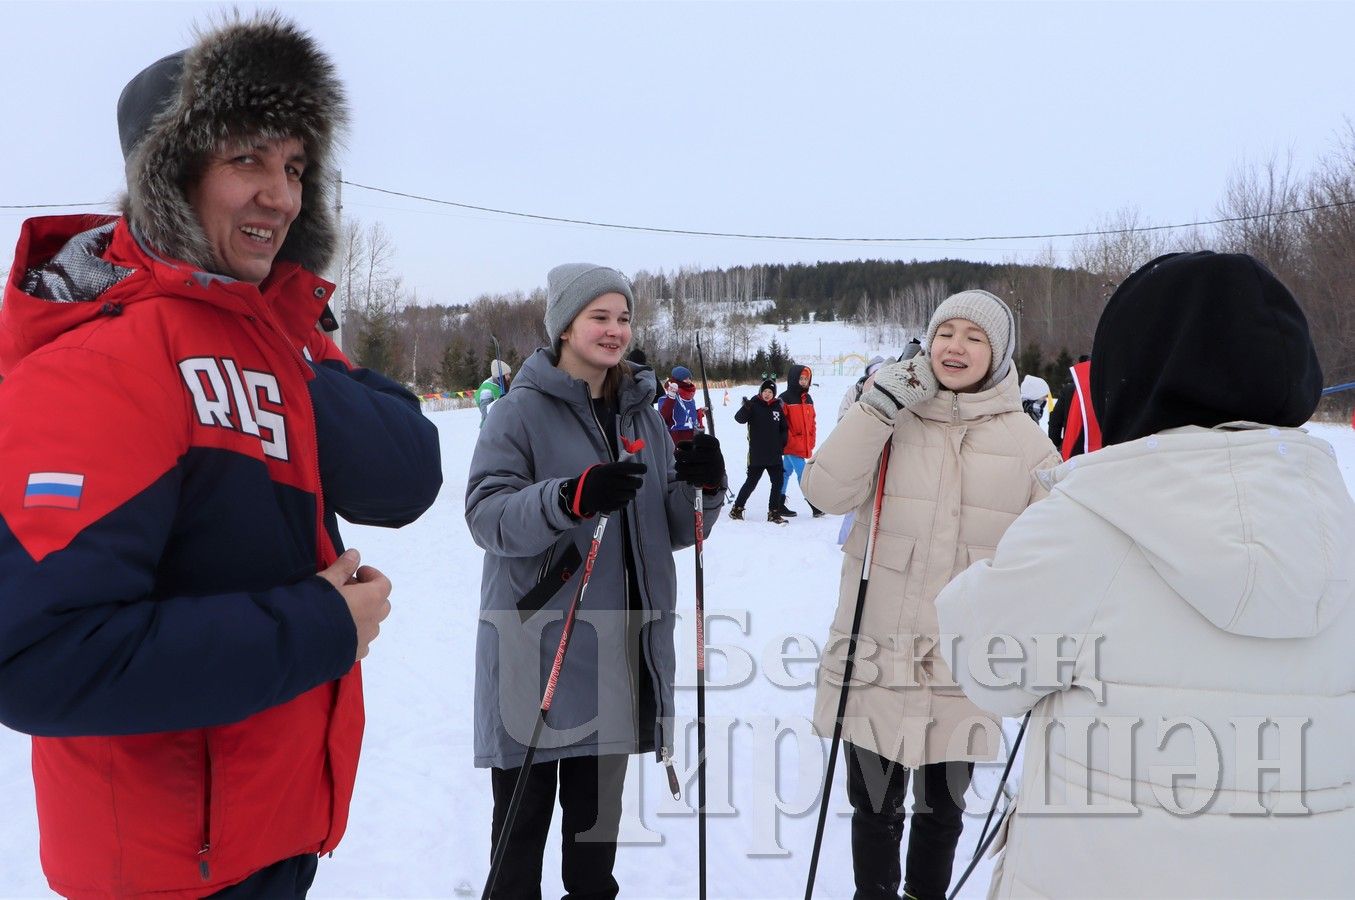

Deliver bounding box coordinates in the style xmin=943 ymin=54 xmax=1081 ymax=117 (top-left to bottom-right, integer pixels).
xmin=24 ymin=472 xmax=85 ymax=510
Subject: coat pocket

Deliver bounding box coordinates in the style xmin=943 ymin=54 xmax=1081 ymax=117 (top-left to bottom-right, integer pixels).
xmin=517 ymin=540 xmax=583 ymax=621
xmin=967 ymin=544 xmax=997 ymax=565
xmin=843 ymin=526 xmax=917 ymax=574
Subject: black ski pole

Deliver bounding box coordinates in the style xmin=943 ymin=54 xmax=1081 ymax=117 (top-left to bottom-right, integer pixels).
xmin=944 ymin=711 xmax=1030 ymax=899
xmin=947 ymin=797 xmax=1013 ymax=900
xmin=972 ymin=711 xmax=1029 ymax=855
xmin=691 ymin=332 xmax=717 ymax=900
xmin=803 ymin=440 xmax=893 ymax=900
xmin=482 ymin=511 xmax=612 ymax=900
xmin=490 ymin=334 xmax=507 ymax=394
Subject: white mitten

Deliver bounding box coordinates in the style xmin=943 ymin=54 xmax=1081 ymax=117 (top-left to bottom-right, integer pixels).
xmin=860 ymin=356 xmax=939 ymax=421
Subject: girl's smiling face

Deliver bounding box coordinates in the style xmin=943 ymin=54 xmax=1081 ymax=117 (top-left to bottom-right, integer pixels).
xmin=558 ymin=292 xmax=632 ymax=375
xmin=929 ymin=318 xmax=992 ymax=393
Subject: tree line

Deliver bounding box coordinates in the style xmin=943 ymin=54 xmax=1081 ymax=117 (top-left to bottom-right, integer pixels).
xmin=333 ymin=125 xmax=1355 ymax=405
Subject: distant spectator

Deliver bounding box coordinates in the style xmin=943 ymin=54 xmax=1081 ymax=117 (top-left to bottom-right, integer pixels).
xmin=478 ymin=359 xmax=512 ymax=425
xmin=1054 ymin=355 xmax=1100 ymax=459
xmin=1047 ymin=354 xmax=1098 ymax=458
xmin=658 ymin=365 xmax=705 ymax=444
xmin=779 ymin=364 xmax=822 ymax=517
xmin=1019 ymin=373 xmax=1051 ymax=425
xmin=731 ymin=379 xmax=790 ymax=522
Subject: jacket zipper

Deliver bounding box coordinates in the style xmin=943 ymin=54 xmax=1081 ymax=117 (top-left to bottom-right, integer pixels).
xmin=536 ymin=543 xmax=557 ymax=585
xmin=619 ymin=413 xmax=670 ymax=764
xmin=585 ymin=393 xmax=641 ymax=747
xmin=586 ymin=396 xmax=670 ymax=766
xmin=199 ymin=742 xmax=212 ymax=880
xmin=246 ymin=296 xmax=331 ymax=565
xmin=952 ymin=392 xmax=960 ymax=424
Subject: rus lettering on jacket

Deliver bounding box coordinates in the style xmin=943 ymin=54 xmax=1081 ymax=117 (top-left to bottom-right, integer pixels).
xmin=178 ymin=357 xmax=289 ymax=461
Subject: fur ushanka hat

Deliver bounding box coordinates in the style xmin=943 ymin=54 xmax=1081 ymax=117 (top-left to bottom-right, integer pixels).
xmin=116 ymin=12 xmax=348 ymax=275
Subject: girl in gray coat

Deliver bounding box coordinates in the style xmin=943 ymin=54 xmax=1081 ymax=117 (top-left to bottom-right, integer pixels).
xmin=466 ymin=264 xmax=726 ymax=899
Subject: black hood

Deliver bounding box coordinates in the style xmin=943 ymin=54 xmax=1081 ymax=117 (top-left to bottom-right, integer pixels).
xmin=1091 ymin=251 xmax=1322 ymax=446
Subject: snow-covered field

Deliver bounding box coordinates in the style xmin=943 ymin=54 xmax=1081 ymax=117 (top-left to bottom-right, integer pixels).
xmin=3 ymin=326 xmax=1353 ymax=898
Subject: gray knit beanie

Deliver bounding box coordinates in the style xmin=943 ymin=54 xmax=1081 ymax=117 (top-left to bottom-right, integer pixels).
xmin=545 ymin=263 xmax=635 ymax=351
xmin=925 ymin=289 xmax=1016 ymax=390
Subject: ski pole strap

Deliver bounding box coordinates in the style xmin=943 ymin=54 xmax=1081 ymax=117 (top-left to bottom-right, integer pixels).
xmin=569 ymin=464 xmax=599 ymax=519
xmin=861 ymin=441 xmax=892 ymax=573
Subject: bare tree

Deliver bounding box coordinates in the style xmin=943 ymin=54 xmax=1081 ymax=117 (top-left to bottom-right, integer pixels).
xmin=1216 ymin=151 xmax=1304 ymax=276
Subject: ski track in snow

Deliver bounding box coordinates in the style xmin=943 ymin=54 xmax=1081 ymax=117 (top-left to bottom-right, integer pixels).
xmin=2 ymin=324 xmax=1352 ymax=898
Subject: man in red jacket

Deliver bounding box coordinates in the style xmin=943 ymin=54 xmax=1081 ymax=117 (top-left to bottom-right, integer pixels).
xmin=0 ymin=14 xmax=442 ymax=899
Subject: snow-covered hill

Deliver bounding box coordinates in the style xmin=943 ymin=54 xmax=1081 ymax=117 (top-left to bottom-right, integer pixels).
xmin=2 ymin=320 xmax=1352 ymax=898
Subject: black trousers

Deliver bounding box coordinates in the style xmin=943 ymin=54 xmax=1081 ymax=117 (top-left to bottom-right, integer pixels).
xmin=489 ymin=754 xmax=629 ymax=900
xmin=734 ymin=464 xmax=783 ymax=510
xmin=845 ymin=744 xmax=974 ymax=900
xmin=205 ymin=853 xmax=318 ymax=898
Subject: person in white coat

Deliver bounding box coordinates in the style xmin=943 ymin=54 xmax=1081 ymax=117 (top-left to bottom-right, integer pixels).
xmin=936 ymin=251 xmax=1355 ymax=899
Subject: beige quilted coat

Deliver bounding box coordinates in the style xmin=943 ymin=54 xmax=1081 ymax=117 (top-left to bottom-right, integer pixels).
xmin=802 ymin=368 xmax=1060 ymax=766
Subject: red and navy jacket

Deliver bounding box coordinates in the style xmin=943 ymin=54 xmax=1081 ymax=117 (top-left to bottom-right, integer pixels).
xmin=0 ymin=215 xmax=442 ymax=898
xmin=779 ymin=364 xmax=817 ymax=458
xmin=657 ymin=379 xmax=705 ymax=444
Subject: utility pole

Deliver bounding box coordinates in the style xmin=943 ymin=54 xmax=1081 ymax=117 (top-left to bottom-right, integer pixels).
xmin=333 ymin=170 xmax=345 ymax=352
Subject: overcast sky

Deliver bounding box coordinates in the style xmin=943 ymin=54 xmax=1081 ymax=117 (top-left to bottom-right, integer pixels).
xmin=3 ymin=1 xmax=1353 ymax=304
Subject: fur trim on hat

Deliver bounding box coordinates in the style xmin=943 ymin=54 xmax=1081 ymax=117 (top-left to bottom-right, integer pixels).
xmin=118 ymin=11 xmax=348 ymax=275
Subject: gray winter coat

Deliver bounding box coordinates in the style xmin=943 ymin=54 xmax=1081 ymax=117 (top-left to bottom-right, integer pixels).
xmin=466 ymin=349 xmax=723 ymax=769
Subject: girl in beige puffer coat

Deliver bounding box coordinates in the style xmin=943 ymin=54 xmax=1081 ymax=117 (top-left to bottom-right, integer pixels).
xmin=803 ymin=290 xmax=1059 ymax=900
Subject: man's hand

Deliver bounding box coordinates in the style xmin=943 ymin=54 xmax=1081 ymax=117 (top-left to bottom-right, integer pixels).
xmin=318 ymin=549 xmax=392 ymax=662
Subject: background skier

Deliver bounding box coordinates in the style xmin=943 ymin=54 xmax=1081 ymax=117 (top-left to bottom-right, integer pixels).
xmin=657 ymin=364 xmax=705 ymax=444
xmin=779 ymin=363 xmax=822 ymax=517
xmin=731 ymin=378 xmax=790 ymax=522
xmin=477 ymin=359 xmax=513 ymax=424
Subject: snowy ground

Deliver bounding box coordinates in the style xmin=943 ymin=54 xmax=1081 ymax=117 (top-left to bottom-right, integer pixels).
xmin=3 ymin=335 xmax=1353 ymax=898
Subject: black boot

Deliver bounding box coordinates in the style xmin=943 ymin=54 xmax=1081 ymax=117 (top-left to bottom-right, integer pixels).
xmin=729 ymin=506 xmax=744 ymax=520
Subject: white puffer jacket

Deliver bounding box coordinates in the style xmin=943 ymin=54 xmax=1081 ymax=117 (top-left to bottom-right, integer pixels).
xmin=936 ymin=424 xmax=1355 ymax=899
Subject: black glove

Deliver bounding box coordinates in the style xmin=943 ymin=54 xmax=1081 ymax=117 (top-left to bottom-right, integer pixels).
xmin=674 ymin=433 xmax=726 ymax=490
xmin=561 ymin=461 xmax=647 ymax=519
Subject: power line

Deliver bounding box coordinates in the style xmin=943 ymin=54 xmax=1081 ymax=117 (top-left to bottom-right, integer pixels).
xmin=340 ymin=180 xmax=1355 ymax=245
xmin=9 ymin=186 xmax=1355 ymax=246
xmin=0 ymin=202 xmax=107 ymax=209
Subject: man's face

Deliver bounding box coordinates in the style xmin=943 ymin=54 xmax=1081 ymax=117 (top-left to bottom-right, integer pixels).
xmin=186 ymin=136 xmax=306 ymax=284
